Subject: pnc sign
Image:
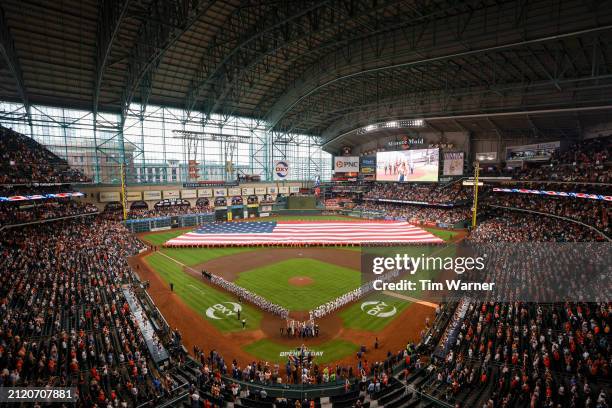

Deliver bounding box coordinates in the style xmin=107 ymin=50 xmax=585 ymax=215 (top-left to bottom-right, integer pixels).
xmin=333 ymin=156 xmax=359 ymax=173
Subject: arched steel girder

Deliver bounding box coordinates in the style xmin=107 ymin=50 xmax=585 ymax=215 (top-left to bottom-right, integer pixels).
xmin=208 ymin=0 xmax=486 ymax=121
xmin=322 ymin=105 xmax=612 ymax=150
xmin=93 ymin=0 xmax=133 ymax=117
xmin=0 ymin=2 xmax=30 ymax=123
xmin=184 ymin=0 xmax=331 ymax=117
xmin=120 ymin=0 xmax=217 ymax=122
xmin=280 ymin=73 xmax=612 ymax=138
xmin=266 ymin=23 xmax=612 ymax=133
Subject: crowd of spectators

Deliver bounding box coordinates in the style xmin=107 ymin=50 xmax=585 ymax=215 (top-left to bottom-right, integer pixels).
xmin=0 ymin=199 xmax=98 ymax=227
xmin=127 ymin=204 xmax=212 ymax=220
xmin=514 ymin=137 xmax=611 ymax=183
xmin=490 ymin=193 xmax=610 ymax=236
xmin=363 ymin=182 xmax=470 ymax=203
xmin=0 ymin=216 xmax=181 ymax=406
xmin=468 ymin=209 xmax=604 ymax=242
xmin=429 ymin=300 xmax=610 ymax=407
xmin=0 ymin=126 xmax=90 ymax=184
xmin=354 ymin=202 xmax=471 ymax=224
xmin=419 ymin=205 xmax=611 ymax=407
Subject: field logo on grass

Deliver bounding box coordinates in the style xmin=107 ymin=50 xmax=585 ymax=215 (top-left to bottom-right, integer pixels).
xmin=206 ymin=302 xmax=242 ymax=320
xmin=361 ymin=301 xmax=397 ymax=318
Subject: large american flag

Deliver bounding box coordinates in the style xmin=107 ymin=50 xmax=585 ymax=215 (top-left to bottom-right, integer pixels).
xmin=164 ymin=220 xmax=444 ymax=247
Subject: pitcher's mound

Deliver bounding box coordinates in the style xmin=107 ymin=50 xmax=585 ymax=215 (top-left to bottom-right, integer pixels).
xmin=288 ymin=276 xmax=314 ymax=287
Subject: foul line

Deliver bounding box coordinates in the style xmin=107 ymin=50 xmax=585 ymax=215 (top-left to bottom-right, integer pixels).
xmin=188 ymin=284 xmax=204 ymax=293
xmin=156 ymin=249 xmax=439 ymax=311
xmin=157 ymin=250 xmax=200 ymax=274
xmin=382 ymin=291 xmax=439 ymax=309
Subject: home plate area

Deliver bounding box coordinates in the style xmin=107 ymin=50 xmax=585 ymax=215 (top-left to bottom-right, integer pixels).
xmin=142 ymin=237 xmax=441 ymax=366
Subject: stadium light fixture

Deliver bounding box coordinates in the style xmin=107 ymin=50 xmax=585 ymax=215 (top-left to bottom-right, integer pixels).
xmin=356 ymin=119 xmax=424 ymax=135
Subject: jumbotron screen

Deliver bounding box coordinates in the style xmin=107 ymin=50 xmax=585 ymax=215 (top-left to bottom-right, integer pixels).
xmin=376 ymin=148 xmax=439 ymax=182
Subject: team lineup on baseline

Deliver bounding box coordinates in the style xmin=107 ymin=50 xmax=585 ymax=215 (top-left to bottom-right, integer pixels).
xmin=139 ymin=218 xmax=452 ymax=364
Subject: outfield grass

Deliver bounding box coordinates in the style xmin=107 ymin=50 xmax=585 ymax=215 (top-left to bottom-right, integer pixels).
xmin=422 ymin=227 xmax=459 ymax=241
xmin=160 ymin=247 xmax=256 ymax=266
xmin=235 ymin=258 xmax=361 ymax=310
xmin=339 ymin=293 xmax=413 ymax=332
xmin=243 ymin=339 xmax=359 ymax=364
xmin=144 ymin=253 xmax=262 ymax=332
xmin=141 ymin=230 xmax=189 ymax=246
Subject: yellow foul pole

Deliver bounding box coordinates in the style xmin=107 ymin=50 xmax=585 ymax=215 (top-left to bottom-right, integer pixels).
xmin=471 ymin=161 xmax=480 ymax=228
xmin=120 ymin=162 xmax=127 ymax=221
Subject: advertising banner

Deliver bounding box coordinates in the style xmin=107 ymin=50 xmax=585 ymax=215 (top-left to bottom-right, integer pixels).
xmin=99 ymin=192 xmax=120 ymax=202
xmin=163 ymin=190 xmax=180 ymax=199
xmin=197 ymin=189 xmax=212 ymax=198
xmin=214 ymin=188 xmax=227 ymax=197
xmin=334 ymin=156 xmax=360 ymax=173
xmin=274 ymin=160 xmax=290 ymax=180
xmin=125 ymin=191 xmax=142 ymax=201
xmin=143 ymin=191 xmax=162 ymax=201
xmin=443 ymin=152 xmax=464 ymax=176
xmin=181 ymin=189 xmax=197 ymax=199
xmin=360 ymin=156 xmax=376 ymax=174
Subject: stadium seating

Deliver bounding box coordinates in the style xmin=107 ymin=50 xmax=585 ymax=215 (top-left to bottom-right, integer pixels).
xmin=0 ymin=125 xmax=90 ymax=184
xmin=515 ymin=137 xmax=611 ymax=183
xmin=0 ymin=121 xmax=609 ymax=407
xmin=363 ymin=182 xmax=471 ymax=204
xmin=0 ymin=198 xmax=98 ymax=227
xmin=0 ymin=216 xmax=191 ymax=406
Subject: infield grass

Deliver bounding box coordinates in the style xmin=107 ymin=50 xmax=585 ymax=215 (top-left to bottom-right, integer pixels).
xmin=243 ymin=339 xmax=359 ymax=364
xmin=235 ymin=258 xmax=361 ymax=310
xmin=144 ymin=252 xmax=262 ymax=332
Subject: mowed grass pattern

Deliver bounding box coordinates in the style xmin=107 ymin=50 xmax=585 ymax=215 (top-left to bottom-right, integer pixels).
xmin=144 ymin=253 xmax=262 ymax=332
xmin=235 ymin=259 xmax=361 ymax=310
xmin=160 ymin=247 xmax=255 ymax=266
xmin=141 ymin=230 xmax=188 ymax=246
xmin=422 ymin=227 xmax=459 ymax=241
xmin=243 ymin=339 xmax=359 ymax=364
xmin=339 ymin=293 xmax=413 ymax=332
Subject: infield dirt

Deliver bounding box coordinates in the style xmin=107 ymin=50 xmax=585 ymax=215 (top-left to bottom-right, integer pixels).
xmin=131 ymin=245 xmax=435 ymax=368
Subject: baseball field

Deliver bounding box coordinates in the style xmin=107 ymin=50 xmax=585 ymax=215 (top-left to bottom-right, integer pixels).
xmin=131 ymin=215 xmax=459 ymax=365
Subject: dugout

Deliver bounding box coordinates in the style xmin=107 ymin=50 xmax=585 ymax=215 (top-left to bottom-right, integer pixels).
xmin=196 ymin=198 xmax=210 ymax=207
xmin=130 ymin=200 xmax=148 ymax=210
xmin=214 ymin=197 xmax=228 ymax=221
xmin=245 ymin=204 xmax=259 ymax=218
xmin=229 ymin=197 xmax=244 ymax=219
